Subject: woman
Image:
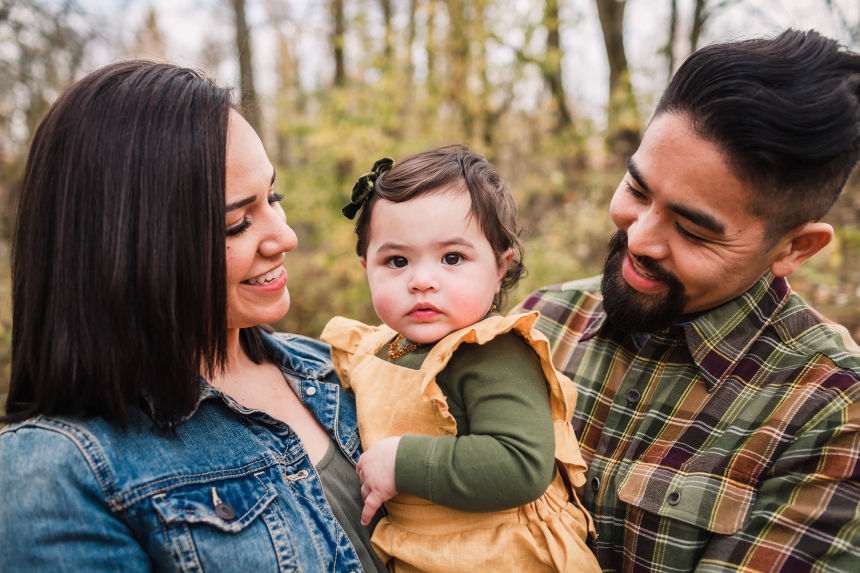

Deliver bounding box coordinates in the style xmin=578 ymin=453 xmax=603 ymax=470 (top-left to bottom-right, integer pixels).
xmin=0 ymin=61 xmax=386 ymax=573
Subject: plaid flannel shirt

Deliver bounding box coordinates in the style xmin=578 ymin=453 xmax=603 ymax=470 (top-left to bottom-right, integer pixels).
xmin=515 ymin=273 xmax=860 ymax=573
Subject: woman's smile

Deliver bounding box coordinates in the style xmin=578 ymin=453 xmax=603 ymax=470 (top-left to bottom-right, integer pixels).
xmin=243 ymin=266 xmax=287 ymax=289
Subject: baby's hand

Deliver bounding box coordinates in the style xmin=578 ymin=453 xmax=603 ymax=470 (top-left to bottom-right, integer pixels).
xmin=356 ymin=436 xmax=401 ymax=525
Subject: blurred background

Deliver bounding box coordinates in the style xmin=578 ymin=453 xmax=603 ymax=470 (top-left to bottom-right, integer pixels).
xmin=1 ymin=0 xmax=859 ymax=407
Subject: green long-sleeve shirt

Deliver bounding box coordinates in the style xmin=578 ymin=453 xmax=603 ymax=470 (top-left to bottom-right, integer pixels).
xmin=377 ymin=327 xmax=556 ymax=512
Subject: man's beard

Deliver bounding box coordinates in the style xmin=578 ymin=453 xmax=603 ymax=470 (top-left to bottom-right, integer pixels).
xmin=601 ymin=230 xmax=690 ymax=333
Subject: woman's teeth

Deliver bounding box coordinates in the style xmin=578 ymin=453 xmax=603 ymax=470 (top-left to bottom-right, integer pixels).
xmin=246 ymin=268 xmax=281 ymax=285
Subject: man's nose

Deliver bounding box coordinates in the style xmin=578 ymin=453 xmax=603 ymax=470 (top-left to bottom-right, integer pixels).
xmin=625 ymin=209 xmax=670 ymax=261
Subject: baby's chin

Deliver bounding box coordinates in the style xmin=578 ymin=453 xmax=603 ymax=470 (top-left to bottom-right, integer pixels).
xmin=391 ymin=320 xmax=478 ymax=344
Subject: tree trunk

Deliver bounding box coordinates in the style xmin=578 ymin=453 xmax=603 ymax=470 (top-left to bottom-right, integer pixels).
xmin=665 ymin=0 xmax=678 ymax=81
xmin=380 ymin=0 xmax=393 ymax=58
xmin=690 ymin=0 xmax=706 ymax=52
xmin=330 ymin=0 xmax=346 ymax=86
xmin=445 ymin=0 xmax=473 ymax=137
xmin=542 ymin=0 xmax=572 ymax=132
xmin=231 ymin=0 xmax=261 ymax=134
xmin=594 ymin=0 xmax=639 ymax=157
xmin=426 ymin=1 xmax=437 ymax=89
xmin=407 ymin=0 xmax=419 ymax=78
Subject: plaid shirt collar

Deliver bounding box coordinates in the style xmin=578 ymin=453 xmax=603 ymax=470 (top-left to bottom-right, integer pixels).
xmin=585 ymin=272 xmax=791 ymax=392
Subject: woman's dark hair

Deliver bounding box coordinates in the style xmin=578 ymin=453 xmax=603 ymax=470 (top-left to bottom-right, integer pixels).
xmin=2 ymin=60 xmax=254 ymax=427
xmin=353 ymin=146 xmax=525 ymax=307
xmin=655 ymin=29 xmax=860 ymax=245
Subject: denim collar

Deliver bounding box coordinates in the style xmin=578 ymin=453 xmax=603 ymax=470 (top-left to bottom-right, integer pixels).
xmin=143 ymin=330 xmax=335 ymax=426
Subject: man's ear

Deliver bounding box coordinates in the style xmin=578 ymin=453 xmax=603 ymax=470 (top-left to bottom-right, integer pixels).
xmin=359 ymin=256 xmax=367 ymax=269
xmin=769 ymin=222 xmax=833 ymax=278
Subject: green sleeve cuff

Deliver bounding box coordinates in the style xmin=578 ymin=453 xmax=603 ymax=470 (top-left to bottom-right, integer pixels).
xmin=395 ymin=434 xmax=435 ymax=498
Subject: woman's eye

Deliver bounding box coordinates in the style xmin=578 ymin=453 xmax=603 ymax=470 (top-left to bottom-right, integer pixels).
xmin=226 ymin=219 xmax=250 ymax=237
xmin=386 ymin=256 xmax=408 ymax=268
xmin=268 ymin=192 xmax=284 ymax=204
xmin=442 ymin=253 xmax=464 ymax=265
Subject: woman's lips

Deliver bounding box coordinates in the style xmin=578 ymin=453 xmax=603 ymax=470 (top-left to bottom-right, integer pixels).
xmin=621 ymin=252 xmax=666 ymax=293
xmin=242 ymin=268 xmax=287 ymax=292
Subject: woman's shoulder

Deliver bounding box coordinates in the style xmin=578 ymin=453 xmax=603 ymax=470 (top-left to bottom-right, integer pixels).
xmin=263 ymin=330 xmax=336 ymax=380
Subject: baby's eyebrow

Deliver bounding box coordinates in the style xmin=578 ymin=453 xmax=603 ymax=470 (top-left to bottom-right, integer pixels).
xmin=433 ymin=238 xmax=475 ymax=250
xmin=376 ymin=242 xmax=409 ymax=253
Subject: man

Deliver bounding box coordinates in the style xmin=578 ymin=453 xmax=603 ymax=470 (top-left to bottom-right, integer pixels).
xmin=517 ymin=30 xmax=860 ymax=573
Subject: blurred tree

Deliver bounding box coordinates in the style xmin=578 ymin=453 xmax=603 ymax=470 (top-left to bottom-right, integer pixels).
xmin=594 ymin=0 xmax=640 ymax=158
xmin=130 ymin=7 xmax=167 ymax=61
xmin=663 ymin=0 xmax=678 ymax=81
xmin=0 ymin=0 xmax=99 ymax=236
xmin=380 ymin=0 xmax=393 ymax=58
xmin=330 ymin=0 xmax=347 ymax=86
xmin=445 ymin=0 xmax=475 ymax=137
xmin=541 ymin=0 xmax=572 ymax=133
xmin=231 ymin=0 xmax=262 ymax=133
xmin=690 ymin=0 xmax=706 ymax=52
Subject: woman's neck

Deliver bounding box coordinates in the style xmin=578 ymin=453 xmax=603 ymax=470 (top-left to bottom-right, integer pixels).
xmin=209 ymin=328 xmax=246 ymax=387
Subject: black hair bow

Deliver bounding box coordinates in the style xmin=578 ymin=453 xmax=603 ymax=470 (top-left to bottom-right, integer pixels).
xmin=342 ymin=157 xmax=395 ymax=220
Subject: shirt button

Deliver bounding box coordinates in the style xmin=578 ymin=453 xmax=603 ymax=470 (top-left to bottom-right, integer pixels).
xmin=215 ymin=502 xmax=237 ymax=520
xmin=667 ymin=491 xmax=681 ymax=505
xmin=590 ymin=476 xmax=600 ymax=492
xmin=305 ymin=386 xmax=317 ymax=396
xmin=626 ymin=389 xmax=641 ymax=404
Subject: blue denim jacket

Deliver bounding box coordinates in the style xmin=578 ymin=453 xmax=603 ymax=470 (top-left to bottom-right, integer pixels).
xmin=0 ymin=332 xmax=366 ymax=573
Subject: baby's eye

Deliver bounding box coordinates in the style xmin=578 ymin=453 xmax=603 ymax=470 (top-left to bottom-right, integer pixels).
xmin=442 ymin=253 xmax=464 ymax=265
xmin=386 ymin=256 xmax=408 ymax=268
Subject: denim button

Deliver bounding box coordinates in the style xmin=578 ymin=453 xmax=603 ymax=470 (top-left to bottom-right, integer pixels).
xmin=305 ymin=386 xmax=316 ymax=396
xmin=626 ymin=389 xmax=641 ymax=404
xmin=667 ymin=491 xmax=681 ymax=505
xmin=590 ymin=476 xmax=600 ymax=492
xmin=215 ymin=502 xmax=237 ymax=520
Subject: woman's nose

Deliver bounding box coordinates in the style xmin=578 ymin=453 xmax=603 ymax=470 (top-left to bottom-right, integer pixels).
xmin=259 ymin=219 xmax=298 ymax=259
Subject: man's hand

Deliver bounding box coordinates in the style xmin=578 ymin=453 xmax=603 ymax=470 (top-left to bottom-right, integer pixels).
xmin=356 ymin=436 xmax=400 ymax=525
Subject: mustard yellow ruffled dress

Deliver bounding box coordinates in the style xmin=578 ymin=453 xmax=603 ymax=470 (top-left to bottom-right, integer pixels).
xmin=321 ymin=311 xmax=600 ymax=573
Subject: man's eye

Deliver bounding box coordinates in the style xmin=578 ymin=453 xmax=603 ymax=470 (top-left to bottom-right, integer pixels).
xmin=442 ymin=253 xmax=463 ymax=265
xmin=386 ymin=256 xmax=408 ymax=268
xmin=626 ymin=184 xmax=647 ymax=200
xmin=675 ymin=222 xmax=706 ymax=243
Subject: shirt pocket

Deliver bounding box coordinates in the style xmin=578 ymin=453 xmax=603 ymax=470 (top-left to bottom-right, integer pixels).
xmin=151 ymin=471 xmax=282 ymax=572
xmin=616 ymin=460 xmax=756 ymax=535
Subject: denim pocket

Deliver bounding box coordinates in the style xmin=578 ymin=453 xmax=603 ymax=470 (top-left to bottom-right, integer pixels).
xmin=152 ymin=471 xmax=277 ymax=534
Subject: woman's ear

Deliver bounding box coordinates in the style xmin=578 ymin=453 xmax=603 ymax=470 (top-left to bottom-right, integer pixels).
xmin=359 ymin=257 xmax=367 ymax=269
xmin=769 ymin=222 xmax=833 ymax=278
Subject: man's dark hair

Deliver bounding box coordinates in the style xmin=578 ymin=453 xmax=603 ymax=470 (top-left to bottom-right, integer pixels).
xmin=655 ymin=29 xmax=860 ymax=244
xmin=2 ymin=61 xmax=263 ymax=427
xmin=353 ymin=146 xmax=525 ymax=308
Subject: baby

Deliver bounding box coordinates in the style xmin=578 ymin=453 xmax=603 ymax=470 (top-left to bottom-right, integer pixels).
xmin=322 ymin=147 xmax=600 ymax=573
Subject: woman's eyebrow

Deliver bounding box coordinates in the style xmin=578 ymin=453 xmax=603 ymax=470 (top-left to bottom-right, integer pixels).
xmin=226 ymin=195 xmax=256 ymax=212
xmin=271 ymin=167 xmax=276 ymax=185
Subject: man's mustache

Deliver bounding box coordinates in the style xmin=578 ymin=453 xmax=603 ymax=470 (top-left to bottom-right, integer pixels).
xmin=606 ymin=230 xmax=681 ymax=287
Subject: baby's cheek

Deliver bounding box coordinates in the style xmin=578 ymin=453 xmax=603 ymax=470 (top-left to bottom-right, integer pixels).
xmin=447 ymin=287 xmax=491 ymax=325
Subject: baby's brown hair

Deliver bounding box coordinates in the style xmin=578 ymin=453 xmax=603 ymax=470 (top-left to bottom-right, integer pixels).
xmin=352 ymin=146 xmax=525 ymax=307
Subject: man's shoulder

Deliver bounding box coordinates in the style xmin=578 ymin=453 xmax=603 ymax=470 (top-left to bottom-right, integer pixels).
xmin=514 ymin=276 xmax=606 ymax=345
xmin=770 ymin=290 xmax=860 ymax=374
xmin=516 ymin=275 xmax=604 ymax=313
